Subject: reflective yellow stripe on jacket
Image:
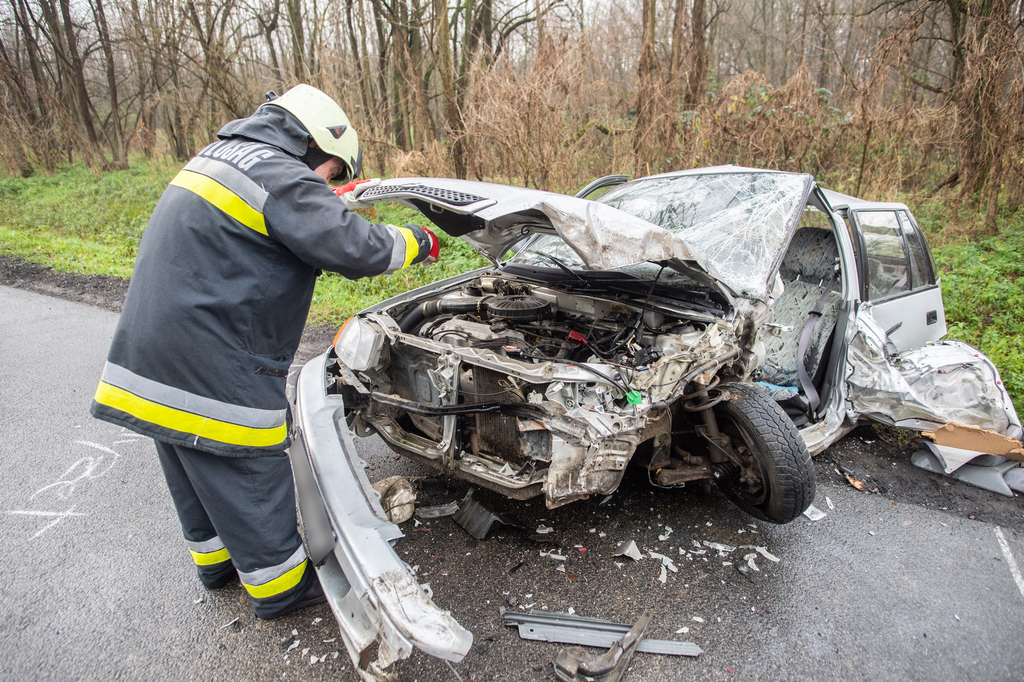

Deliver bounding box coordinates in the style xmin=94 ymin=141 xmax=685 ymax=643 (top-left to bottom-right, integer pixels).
xmin=170 ymin=169 xmax=268 ymax=235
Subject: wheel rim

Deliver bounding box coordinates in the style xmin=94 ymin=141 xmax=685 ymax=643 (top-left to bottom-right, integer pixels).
xmin=716 ymin=411 xmax=770 ymax=507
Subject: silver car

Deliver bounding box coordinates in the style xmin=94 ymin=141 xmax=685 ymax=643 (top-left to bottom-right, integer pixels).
xmin=288 ymin=167 xmax=1021 ymax=678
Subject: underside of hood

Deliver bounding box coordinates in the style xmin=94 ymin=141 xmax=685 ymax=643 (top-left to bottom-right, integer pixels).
xmin=357 ymin=178 xmax=722 ymax=286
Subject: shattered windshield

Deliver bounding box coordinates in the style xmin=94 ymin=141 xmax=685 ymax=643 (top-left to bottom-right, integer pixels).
xmin=516 ymin=172 xmax=811 ymax=299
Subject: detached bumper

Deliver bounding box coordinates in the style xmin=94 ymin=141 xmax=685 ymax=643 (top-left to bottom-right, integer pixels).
xmin=289 ymin=351 xmax=472 ymax=678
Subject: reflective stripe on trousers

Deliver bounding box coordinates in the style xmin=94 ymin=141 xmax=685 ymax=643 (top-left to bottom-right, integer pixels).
xmin=238 ymin=545 xmax=309 ymax=599
xmin=186 ymin=536 xmax=231 ymax=566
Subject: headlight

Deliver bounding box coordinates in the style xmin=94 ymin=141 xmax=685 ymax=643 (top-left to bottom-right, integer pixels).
xmin=334 ymin=317 xmax=385 ymax=371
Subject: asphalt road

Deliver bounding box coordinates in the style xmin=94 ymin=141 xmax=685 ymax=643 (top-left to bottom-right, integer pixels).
xmin=2 ymin=284 xmax=1024 ymax=682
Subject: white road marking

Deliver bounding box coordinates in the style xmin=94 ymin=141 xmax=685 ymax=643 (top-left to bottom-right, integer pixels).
xmin=994 ymin=527 xmax=1024 ymax=600
xmin=8 ymin=508 xmax=87 ymax=539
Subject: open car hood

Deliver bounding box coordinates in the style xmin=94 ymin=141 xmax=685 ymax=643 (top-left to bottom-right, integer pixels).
xmin=357 ymin=178 xmax=722 ymax=288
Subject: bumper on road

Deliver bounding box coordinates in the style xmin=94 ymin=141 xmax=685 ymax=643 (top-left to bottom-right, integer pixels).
xmin=289 ymin=352 xmax=472 ymax=678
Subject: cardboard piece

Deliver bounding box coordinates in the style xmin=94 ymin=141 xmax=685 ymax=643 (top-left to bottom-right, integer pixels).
xmin=921 ymin=423 xmax=1024 ymax=463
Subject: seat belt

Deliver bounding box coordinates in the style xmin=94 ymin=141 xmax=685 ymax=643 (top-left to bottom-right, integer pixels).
xmin=797 ymin=275 xmax=836 ymax=414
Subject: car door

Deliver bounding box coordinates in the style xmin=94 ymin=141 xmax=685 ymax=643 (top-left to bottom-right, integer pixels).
xmin=850 ymin=208 xmax=946 ymax=351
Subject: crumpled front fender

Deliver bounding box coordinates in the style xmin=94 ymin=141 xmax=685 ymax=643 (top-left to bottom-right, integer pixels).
xmin=289 ymin=352 xmax=472 ymax=678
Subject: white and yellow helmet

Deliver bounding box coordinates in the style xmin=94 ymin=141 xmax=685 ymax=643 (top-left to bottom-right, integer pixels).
xmin=266 ymin=84 xmax=362 ymax=181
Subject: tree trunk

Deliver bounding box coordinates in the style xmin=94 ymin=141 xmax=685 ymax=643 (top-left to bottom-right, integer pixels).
xmin=93 ymin=0 xmax=127 ymax=169
xmin=59 ymin=0 xmax=106 ymax=169
xmin=434 ymin=0 xmax=466 ymax=176
xmin=633 ymin=0 xmax=659 ymax=171
xmin=685 ymin=0 xmax=706 ymax=108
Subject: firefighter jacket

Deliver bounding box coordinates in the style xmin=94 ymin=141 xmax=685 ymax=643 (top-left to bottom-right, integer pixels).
xmin=92 ymin=106 xmax=433 ymax=456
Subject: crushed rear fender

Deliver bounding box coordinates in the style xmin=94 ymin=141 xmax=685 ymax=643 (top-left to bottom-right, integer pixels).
xmin=288 ymin=351 xmax=472 ymax=678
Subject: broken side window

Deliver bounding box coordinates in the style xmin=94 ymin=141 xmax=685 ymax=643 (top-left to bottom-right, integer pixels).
xmin=859 ymin=210 xmax=910 ymax=300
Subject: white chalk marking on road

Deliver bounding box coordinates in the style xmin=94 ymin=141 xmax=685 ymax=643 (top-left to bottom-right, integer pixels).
xmin=8 ymin=508 xmax=87 ymax=539
xmin=30 ymin=441 xmax=122 ymax=501
xmin=994 ymin=527 xmax=1024 ymax=600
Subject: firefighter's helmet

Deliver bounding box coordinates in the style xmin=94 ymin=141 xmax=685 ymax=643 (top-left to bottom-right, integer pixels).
xmin=265 ymin=84 xmax=362 ymax=181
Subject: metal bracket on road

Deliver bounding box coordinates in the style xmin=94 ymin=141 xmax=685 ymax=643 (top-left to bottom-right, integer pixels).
xmin=504 ymin=611 xmax=703 ymax=657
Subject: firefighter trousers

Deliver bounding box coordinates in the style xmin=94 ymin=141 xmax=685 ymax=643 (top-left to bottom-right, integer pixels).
xmin=154 ymin=439 xmax=317 ymax=618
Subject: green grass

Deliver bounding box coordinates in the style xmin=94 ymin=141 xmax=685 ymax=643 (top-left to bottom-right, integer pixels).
xmin=912 ymin=200 xmax=1024 ymax=417
xmin=1 ymin=158 xmax=1020 ymax=416
xmin=0 ymin=157 xmax=488 ymax=325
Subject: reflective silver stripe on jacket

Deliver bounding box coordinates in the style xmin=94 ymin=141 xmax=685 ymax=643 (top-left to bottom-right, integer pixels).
xmin=101 ymin=362 xmax=286 ymax=429
xmin=186 ymin=536 xmax=226 ymax=554
xmin=183 ymin=156 xmax=270 ymax=213
xmin=385 ymin=223 xmax=410 ymax=273
xmin=237 ymin=545 xmax=307 ymax=586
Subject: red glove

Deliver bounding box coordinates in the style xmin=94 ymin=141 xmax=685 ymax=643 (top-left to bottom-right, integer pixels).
xmin=332 ymin=179 xmax=373 ymax=197
xmin=421 ymin=226 xmax=440 ymax=264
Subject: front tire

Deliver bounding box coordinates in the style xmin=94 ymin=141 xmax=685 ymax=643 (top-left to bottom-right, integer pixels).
xmin=713 ymin=382 xmax=815 ymax=524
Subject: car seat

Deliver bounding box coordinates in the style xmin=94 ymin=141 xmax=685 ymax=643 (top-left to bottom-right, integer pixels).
xmin=757 ymin=227 xmax=842 ymax=400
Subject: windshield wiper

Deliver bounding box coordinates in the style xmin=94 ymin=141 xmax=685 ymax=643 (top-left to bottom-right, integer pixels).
xmin=530 ymin=252 xmax=589 ymax=284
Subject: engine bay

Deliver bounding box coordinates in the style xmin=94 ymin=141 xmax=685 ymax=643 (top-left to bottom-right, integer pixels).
xmin=400 ymin=274 xmax=728 ymax=369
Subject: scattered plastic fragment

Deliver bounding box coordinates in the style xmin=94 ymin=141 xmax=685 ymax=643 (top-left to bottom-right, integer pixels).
xmin=292 ymin=629 xmax=298 ymax=636
xmin=415 ymin=501 xmax=459 ymax=519
xmin=868 ymin=531 xmax=876 ymax=536
xmin=722 ymin=561 xmax=733 ymax=566
xmin=287 ymin=640 xmax=301 ymax=652
xmin=744 ymin=553 xmax=760 ymax=572
xmin=541 ymin=549 xmax=567 ymax=561
xmin=703 ymin=541 xmax=736 ymax=553
xmin=692 ymin=616 xmax=704 ymax=623
xmin=589 ymin=528 xmax=596 ymax=533
xmin=675 ymin=627 xmax=689 ymax=634
xmin=556 ymin=565 xmax=567 ymax=573
xmin=536 ymin=525 xmax=555 ymax=534
xmin=498 ymin=463 xmax=516 ymax=476
xmin=600 ymin=495 xmax=614 ymax=505
xmin=753 ymin=546 xmax=780 ymax=563
xmin=599 ymin=532 xmax=607 ymax=538
xmin=220 ymin=617 xmax=239 ymax=629
xmin=614 ymin=540 xmax=643 ymax=562
xmin=658 ymin=564 xmax=668 ymax=583
xmin=658 ymin=526 xmax=674 ymax=541
xmin=323 ymin=638 xmax=336 ymax=643
xmin=803 ymin=505 xmax=827 ymax=521
xmin=452 ymin=488 xmax=525 ymax=539
xmin=648 ymin=551 xmax=678 ymax=573
xmin=193 ymin=597 xmax=204 ymax=605
xmin=370 ymin=475 xmax=416 ymax=523
xmin=312 ymin=617 xmax=322 ymax=625
xmin=826 ymin=497 xmax=835 ymax=510
xmin=509 ymin=560 xmax=526 ymax=575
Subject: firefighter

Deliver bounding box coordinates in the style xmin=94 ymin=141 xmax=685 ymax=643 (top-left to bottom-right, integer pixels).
xmin=91 ymin=84 xmax=440 ymax=618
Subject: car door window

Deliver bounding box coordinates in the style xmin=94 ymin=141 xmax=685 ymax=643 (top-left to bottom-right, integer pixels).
xmin=860 ymin=211 xmax=909 ymax=300
xmin=900 ymin=211 xmax=935 ymax=289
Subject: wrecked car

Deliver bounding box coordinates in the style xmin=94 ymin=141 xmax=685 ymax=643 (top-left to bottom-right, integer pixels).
xmin=287 ymin=167 xmax=1022 ymax=676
